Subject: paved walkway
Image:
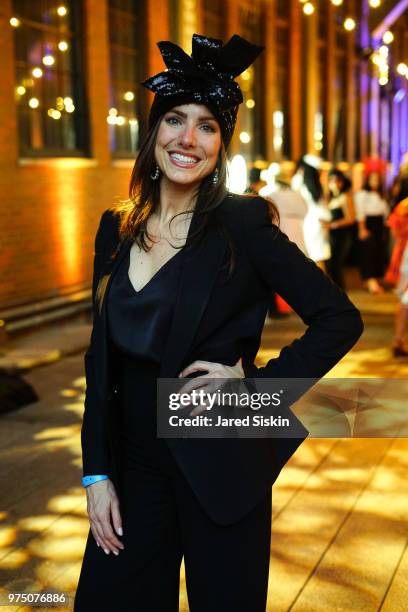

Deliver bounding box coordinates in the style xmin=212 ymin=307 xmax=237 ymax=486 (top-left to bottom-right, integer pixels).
xmin=0 ymin=287 xmax=407 ymax=611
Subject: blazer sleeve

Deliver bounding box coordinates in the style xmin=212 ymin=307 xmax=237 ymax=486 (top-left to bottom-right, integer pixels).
xmin=240 ymin=196 xmax=364 ymax=382
xmin=81 ymin=209 xmax=115 ymax=477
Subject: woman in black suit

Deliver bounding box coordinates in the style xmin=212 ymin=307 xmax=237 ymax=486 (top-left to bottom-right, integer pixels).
xmin=74 ymin=34 xmax=363 ymax=612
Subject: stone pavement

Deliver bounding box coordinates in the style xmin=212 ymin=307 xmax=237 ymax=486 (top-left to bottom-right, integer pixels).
xmin=0 ymin=287 xmax=407 ymax=611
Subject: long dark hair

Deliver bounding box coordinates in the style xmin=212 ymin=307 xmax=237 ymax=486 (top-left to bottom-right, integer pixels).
xmin=329 ymin=168 xmax=352 ymax=196
xmin=111 ymin=113 xmax=278 ymax=277
xmin=295 ymin=159 xmax=323 ymax=203
xmin=112 ymin=117 xmax=227 ymax=249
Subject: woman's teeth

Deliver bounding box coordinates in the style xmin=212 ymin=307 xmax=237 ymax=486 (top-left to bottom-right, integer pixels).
xmin=169 ymin=153 xmax=200 ymax=164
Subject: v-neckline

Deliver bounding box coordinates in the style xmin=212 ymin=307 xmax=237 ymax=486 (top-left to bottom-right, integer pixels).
xmin=127 ymin=245 xmax=184 ymax=295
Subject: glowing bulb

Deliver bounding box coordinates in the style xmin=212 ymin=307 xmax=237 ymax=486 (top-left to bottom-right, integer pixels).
xmin=123 ymin=91 xmax=134 ymax=101
xmin=382 ymin=31 xmax=393 ymax=45
xmin=42 ymin=55 xmax=55 ymax=66
xmin=10 ymin=17 xmax=20 ymax=27
xmin=379 ymin=76 xmax=388 ymax=86
xmin=57 ymin=6 xmax=67 ymax=16
xmin=397 ymin=63 xmax=407 ymax=76
xmin=369 ymin=0 xmax=380 ymax=7
xmin=109 ymin=107 xmax=118 ymax=116
xmin=344 ymin=18 xmax=356 ymax=31
xmin=315 ymin=142 xmax=323 ymax=151
xmin=379 ymin=45 xmax=389 ymax=57
xmin=239 ymin=131 xmax=251 ymax=144
xmin=58 ymin=41 xmax=68 ymax=51
xmin=303 ymin=3 xmax=315 ymax=15
xmin=246 ymin=99 xmax=255 ymax=109
xmin=28 ymin=97 xmax=40 ymax=109
xmin=116 ymin=116 xmax=126 ymax=126
xmin=331 ymin=0 xmax=343 ymax=5
xmin=16 ymin=86 xmax=26 ymax=95
xmin=32 ymin=67 xmax=43 ymax=78
xmin=51 ymin=110 xmax=61 ymax=119
xmin=56 ymin=97 xmax=64 ymax=110
xmin=63 ymin=97 xmax=73 ymax=107
xmin=107 ymin=115 xmax=117 ymax=125
xmin=129 ymin=118 xmax=138 ymax=126
xmin=65 ymin=104 xmax=75 ymax=113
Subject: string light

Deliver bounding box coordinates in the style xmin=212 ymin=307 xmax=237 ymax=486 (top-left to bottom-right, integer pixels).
xmin=63 ymin=97 xmax=73 ymax=107
xmin=397 ymin=63 xmax=407 ymax=76
xmin=57 ymin=6 xmax=67 ymax=16
xmin=344 ymin=18 xmax=356 ymax=31
xmin=331 ymin=0 xmax=343 ymax=5
xmin=42 ymin=55 xmax=55 ymax=66
xmin=16 ymin=86 xmax=26 ymax=96
xmin=58 ymin=41 xmax=69 ymax=51
xmin=246 ymin=99 xmax=255 ymax=109
xmin=239 ymin=131 xmax=251 ymax=143
xmin=109 ymin=107 xmax=118 ymax=116
xmin=123 ymin=91 xmax=134 ymax=101
xmin=303 ymin=3 xmax=315 ymax=15
xmin=28 ymin=97 xmax=40 ymax=109
xmin=10 ymin=17 xmax=20 ymax=27
xmin=382 ymin=31 xmax=394 ymax=45
xmin=32 ymin=67 xmax=43 ymax=78
xmin=369 ymin=0 xmax=381 ymax=7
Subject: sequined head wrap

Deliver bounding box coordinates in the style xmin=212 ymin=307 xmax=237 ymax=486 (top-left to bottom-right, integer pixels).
xmin=141 ymin=33 xmax=264 ymax=149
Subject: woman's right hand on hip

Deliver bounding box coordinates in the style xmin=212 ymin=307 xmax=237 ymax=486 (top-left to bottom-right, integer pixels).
xmin=86 ymin=479 xmax=125 ymax=555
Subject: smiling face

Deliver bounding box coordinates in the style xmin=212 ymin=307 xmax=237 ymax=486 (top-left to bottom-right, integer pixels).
xmin=154 ymin=103 xmax=222 ymax=188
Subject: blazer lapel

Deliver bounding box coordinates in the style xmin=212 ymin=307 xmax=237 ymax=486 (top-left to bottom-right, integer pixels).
xmin=159 ymin=224 xmax=227 ymax=377
xmin=92 ymin=204 xmax=228 ymax=397
xmin=93 ymin=237 xmax=132 ymax=400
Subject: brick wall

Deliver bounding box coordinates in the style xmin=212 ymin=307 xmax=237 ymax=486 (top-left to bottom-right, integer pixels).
xmin=0 ymin=0 xmax=169 ymax=310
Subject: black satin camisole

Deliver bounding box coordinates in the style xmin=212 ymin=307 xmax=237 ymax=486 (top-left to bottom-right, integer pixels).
xmin=107 ymin=244 xmax=185 ymax=363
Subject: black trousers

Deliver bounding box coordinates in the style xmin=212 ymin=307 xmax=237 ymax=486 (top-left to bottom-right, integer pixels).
xmin=74 ymin=355 xmax=272 ymax=612
xmin=358 ymin=214 xmax=387 ymax=279
xmin=328 ymin=227 xmax=353 ymax=290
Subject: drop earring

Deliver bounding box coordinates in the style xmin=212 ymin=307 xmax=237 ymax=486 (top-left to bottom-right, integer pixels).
xmin=212 ymin=168 xmax=219 ymax=185
xmin=150 ymin=163 xmax=160 ymax=180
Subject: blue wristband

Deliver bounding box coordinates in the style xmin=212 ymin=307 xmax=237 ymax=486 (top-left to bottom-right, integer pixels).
xmin=82 ymin=475 xmax=109 ymax=488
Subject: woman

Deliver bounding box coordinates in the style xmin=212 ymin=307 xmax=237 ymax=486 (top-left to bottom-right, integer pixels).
xmin=74 ymin=34 xmax=363 ymax=612
xmin=354 ymin=171 xmax=389 ymax=293
xmin=325 ymin=169 xmax=356 ymax=290
xmin=291 ymin=155 xmax=331 ymax=270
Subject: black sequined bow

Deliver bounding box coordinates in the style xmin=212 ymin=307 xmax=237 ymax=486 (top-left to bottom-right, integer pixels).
xmin=141 ymin=33 xmax=264 ymax=113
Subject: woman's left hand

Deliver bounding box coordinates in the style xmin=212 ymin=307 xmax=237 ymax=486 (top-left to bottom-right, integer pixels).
xmin=178 ymin=358 xmax=244 ymax=416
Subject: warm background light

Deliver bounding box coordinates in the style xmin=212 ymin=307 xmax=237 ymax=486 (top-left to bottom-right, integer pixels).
xmin=344 ymin=18 xmax=356 ymax=31
xmin=239 ymin=131 xmax=251 ymax=143
xmin=382 ymin=31 xmax=394 ymax=45
xmin=303 ymin=3 xmax=315 ymax=15
xmin=28 ymin=97 xmax=39 ymax=109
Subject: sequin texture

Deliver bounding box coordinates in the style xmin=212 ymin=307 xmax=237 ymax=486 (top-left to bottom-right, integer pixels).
xmin=141 ymin=33 xmax=264 ymax=148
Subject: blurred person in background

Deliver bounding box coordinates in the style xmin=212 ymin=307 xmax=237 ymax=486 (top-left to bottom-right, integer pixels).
xmin=245 ymin=166 xmax=266 ymax=195
xmin=324 ymin=169 xmax=356 ymax=290
xmin=393 ymin=242 xmax=408 ymax=357
xmin=291 ymin=155 xmax=331 ymax=270
xmin=354 ymin=171 xmax=389 ymax=294
xmin=265 ymin=168 xmax=308 ymax=255
xmin=385 ymin=196 xmax=408 ymax=295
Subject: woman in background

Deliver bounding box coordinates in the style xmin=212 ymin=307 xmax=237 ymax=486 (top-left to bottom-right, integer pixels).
xmin=325 ymin=169 xmax=356 ymax=290
xmin=354 ymin=172 xmax=389 ymax=294
xmin=291 ymin=155 xmax=331 ymax=270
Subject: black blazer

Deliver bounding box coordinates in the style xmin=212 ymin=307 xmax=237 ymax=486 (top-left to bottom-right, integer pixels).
xmin=81 ymin=193 xmax=363 ymax=525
